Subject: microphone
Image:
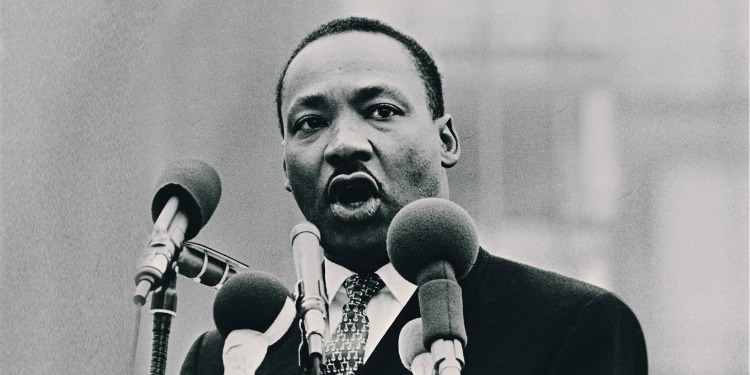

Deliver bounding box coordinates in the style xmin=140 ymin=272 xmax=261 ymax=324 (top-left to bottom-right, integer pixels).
xmin=290 ymin=222 xmax=329 ymax=366
xmin=387 ymin=198 xmax=479 ymax=375
xmin=178 ymin=241 xmax=248 ymax=289
xmin=133 ymin=158 xmax=222 ymax=304
xmin=213 ymin=271 xmax=296 ymax=375
xmin=399 ymin=318 xmax=434 ymax=375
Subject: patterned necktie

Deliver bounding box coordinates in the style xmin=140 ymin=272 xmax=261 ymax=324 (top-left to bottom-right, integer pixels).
xmin=324 ymin=273 xmax=385 ymax=375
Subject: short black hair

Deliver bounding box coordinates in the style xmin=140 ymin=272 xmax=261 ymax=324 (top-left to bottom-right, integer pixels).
xmin=275 ymin=17 xmax=445 ymax=136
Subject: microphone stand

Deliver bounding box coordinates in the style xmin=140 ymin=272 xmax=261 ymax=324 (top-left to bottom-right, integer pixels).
xmin=297 ymin=337 xmax=323 ymax=374
xmin=291 ymin=223 xmax=327 ymax=375
xmin=149 ymin=267 xmax=177 ymax=375
xmin=296 ymin=290 xmax=324 ymax=375
xmin=131 ymin=239 xmax=249 ymax=374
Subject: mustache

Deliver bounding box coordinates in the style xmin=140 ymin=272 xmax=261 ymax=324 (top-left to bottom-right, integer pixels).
xmin=326 ymin=162 xmax=381 ymax=190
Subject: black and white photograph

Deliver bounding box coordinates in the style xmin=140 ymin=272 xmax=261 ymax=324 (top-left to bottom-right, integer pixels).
xmin=1 ymin=1 xmax=747 ymax=374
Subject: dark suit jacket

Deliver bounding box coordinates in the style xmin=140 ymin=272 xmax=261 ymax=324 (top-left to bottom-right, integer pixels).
xmin=180 ymin=249 xmax=647 ymax=374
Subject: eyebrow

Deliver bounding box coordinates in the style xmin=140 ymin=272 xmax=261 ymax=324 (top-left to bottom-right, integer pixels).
xmin=290 ymin=94 xmax=329 ymax=112
xmin=349 ymin=85 xmax=411 ymax=109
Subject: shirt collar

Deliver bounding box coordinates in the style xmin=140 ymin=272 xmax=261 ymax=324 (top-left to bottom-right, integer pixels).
xmin=323 ymin=258 xmax=416 ymax=306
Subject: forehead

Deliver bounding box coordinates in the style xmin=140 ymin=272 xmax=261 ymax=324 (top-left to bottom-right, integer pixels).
xmin=281 ymin=32 xmax=425 ymax=114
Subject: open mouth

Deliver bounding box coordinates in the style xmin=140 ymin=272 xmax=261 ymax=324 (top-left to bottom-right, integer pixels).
xmin=336 ymin=185 xmax=373 ymax=205
xmin=328 ymin=171 xmax=379 ymax=204
xmin=327 ymin=171 xmax=381 ymax=222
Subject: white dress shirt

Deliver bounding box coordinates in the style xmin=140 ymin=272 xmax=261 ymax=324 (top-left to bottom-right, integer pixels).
xmin=324 ymin=258 xmax=417 ymax=362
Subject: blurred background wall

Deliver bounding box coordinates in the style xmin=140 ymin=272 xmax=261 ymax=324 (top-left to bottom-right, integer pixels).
xmin=1 ymin=1 xmax=746 ymax=374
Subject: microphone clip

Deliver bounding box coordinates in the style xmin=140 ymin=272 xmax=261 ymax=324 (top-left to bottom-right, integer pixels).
xmin=430 ymin=339 xmax=465 ymax=374
xmin=133 ymin=227 xmax=182 ymax=305
xmin=295 ymin=279 xmax=329 ymax=365
xmin=179 ymin=241 xmax=248 ymax=289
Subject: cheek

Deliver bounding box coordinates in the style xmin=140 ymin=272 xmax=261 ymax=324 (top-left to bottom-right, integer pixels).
xmin=394 ymin=145 xmax=442 ymax=197
xmin=285 ymin=146 xmax=331 ymax=211
xmin=285 ymin=156 xmax=306 ymax=180
xmin=285 ymin=145 xmax=318 ymax=175
xmin=285 ymin=153 xmax=318 ymax=194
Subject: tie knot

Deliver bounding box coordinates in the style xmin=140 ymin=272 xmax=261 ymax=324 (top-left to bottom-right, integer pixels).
xmin=342 ymin=273 xmax=384 ymax=307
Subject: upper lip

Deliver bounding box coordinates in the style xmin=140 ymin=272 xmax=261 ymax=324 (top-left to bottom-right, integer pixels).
xmin=326 ymin=170 xmax=381 ymax=203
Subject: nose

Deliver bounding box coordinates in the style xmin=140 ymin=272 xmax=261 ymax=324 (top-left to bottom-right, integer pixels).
xmin=323 ymin=118 xmax=373 ymax=166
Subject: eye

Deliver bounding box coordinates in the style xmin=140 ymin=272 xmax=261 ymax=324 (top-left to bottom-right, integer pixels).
xmin=366 ymin=104 xmax=403 ymax=120
xmin=294 ymin=115 xmax=328 ymax=131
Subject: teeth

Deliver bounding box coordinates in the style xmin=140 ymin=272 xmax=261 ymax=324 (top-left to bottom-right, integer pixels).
xmin=337 ymin=185 xmax=372 ymax=204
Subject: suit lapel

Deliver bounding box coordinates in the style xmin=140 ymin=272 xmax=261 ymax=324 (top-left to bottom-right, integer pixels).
xmin=459 ymin=247 xmax=489 ymax=300
xmin=261 ymin=250 xmax=490 ymax=375
xmin=356 ymin=248 xmax=489 ymax=374
xmin=356 ymin=291 xmax=420 ymax=374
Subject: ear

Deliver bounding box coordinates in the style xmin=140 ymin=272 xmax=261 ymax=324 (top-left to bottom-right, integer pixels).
xmin=435 ymin=114 xmax=460 ymax=168
xmin=281 ymin=140 xmax=292 ymax=192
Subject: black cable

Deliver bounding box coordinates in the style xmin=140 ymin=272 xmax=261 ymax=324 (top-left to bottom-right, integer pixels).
xmin=150 ymin=313 xmax=173 ymax=375
xmin=149 ymin=268 xmax=177 ymax=375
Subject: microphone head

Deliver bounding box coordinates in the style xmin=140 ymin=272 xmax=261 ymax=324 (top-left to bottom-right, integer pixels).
xmin=213 ymin=271 xmax=291 ymax=338
xmin=398 ymin=318 xmax=427 ymax=369
xmin=387 ymin=198 xmax=479 ymax=284
xmin=151 ymin=158 xmax=222 ymax=240
xmin=290 ymin=221 xmax=320 ymax=242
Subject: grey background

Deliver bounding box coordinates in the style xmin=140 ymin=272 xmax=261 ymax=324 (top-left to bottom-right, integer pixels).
xmin=1 ymin=1 xmax=747 ymax=374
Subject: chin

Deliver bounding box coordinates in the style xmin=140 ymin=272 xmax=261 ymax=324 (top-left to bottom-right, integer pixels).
xmin=323 ymin=222 xmax=385 ymax=249
xmin=320 ymin=224 xmax=388 ymax=267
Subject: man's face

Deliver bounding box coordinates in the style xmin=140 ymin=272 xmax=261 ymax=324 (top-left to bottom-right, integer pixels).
xmin=280 ymin=32 xmax=459 ymax=271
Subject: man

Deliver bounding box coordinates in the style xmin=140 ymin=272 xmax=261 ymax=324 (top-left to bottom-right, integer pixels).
xmin=181 ymin=17 xmax=647 ymax=375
